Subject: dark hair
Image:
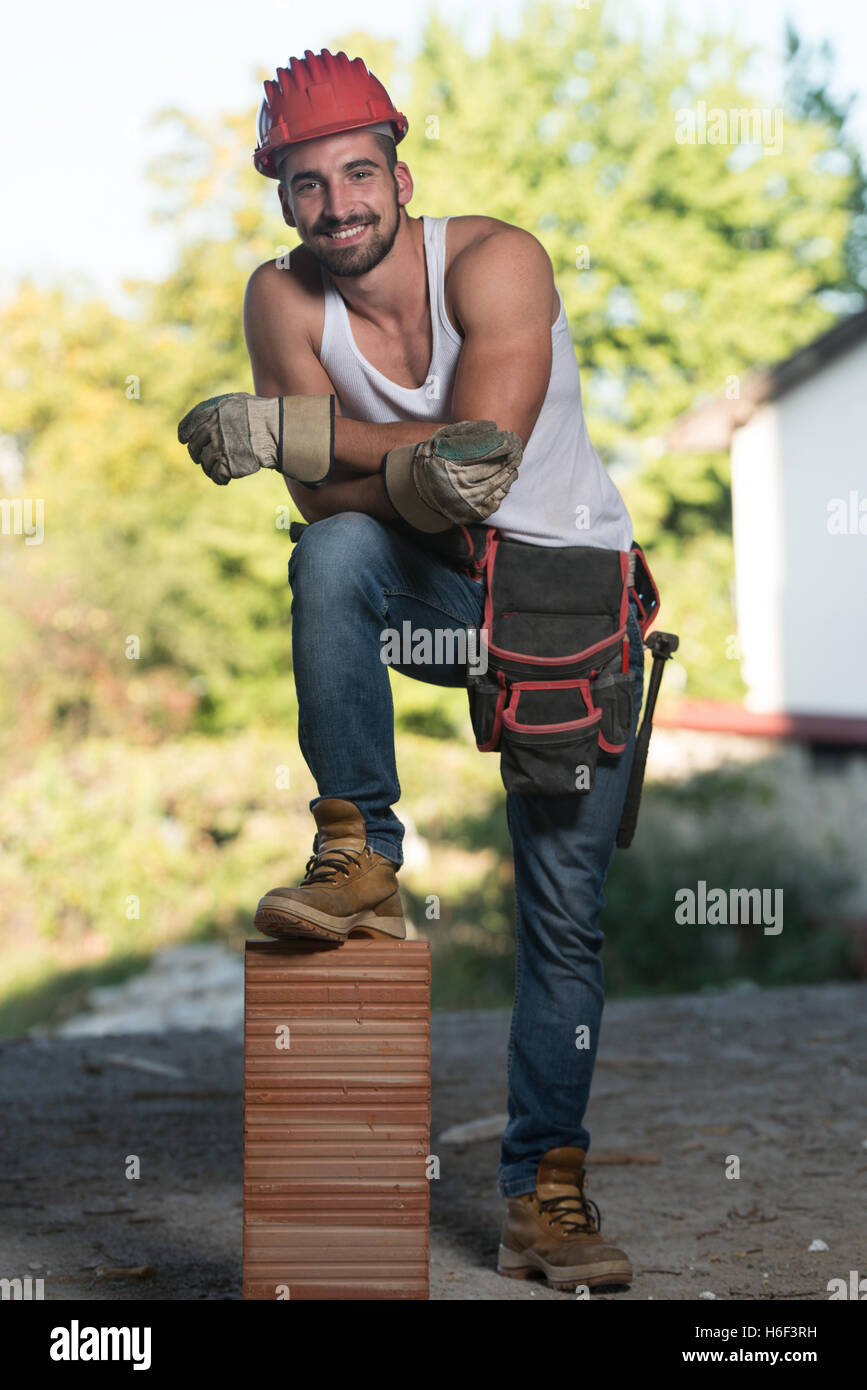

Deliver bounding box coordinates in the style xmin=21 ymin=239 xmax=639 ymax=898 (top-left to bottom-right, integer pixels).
xmin=370 ymin=131 xmax=398 ymax=173
xmin=278 ymin=129 xmax=397 ymax=190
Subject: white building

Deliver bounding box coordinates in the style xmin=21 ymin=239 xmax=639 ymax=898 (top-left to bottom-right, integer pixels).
xmin=665 ymin=307 xmax=867 ymax=744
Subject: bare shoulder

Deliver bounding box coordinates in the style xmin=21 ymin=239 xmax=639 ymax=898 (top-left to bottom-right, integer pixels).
xmin=244 ymin=245 xmax=324 ymax=344
xmin=446 ymin=215 xmax=551 ymax=273
xmin=445 ymin=215 xmax=556 ymax=327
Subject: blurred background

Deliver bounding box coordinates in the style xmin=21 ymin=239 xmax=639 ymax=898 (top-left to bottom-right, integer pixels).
xmin=2 ymin=0 xmax=866 ymax=1035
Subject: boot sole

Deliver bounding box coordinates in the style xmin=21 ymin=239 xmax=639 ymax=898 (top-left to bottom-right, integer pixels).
xmin=496 ymin=1243 xmax=632 ymax=1291
xmin=254 ymin=892 xmax=406 ymax=944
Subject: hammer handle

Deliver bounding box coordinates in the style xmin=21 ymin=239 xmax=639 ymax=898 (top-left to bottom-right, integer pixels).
xmin=616 ymin=633 xmax=678 ymax=849
xmin=616 ymin=717 xmax=653 ymax=849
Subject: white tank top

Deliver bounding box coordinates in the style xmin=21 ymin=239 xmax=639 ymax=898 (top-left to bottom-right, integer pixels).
xmin=317 ymin=214 xmax=633 ymax=551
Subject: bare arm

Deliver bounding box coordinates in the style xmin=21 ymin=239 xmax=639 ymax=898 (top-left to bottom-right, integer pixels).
xmin=331 ymin=415 xmax=450 ymax=474
xmin=243 ymin=260 xmax=447 ymax=521
xmin=244 ymin=261 xmax=391 ymax=521
xmin=448 ymin=224 xmax=555 ymax=447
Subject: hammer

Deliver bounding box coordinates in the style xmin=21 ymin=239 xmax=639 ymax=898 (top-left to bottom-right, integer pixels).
xmin=616 ymin=630 xmax=679 ymax=849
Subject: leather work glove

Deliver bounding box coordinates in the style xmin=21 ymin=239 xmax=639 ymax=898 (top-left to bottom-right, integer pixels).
xmin=382 ymin=420 xmax=523 ymax=533
xmin=177 ymin=392 xmax=335 ymax=487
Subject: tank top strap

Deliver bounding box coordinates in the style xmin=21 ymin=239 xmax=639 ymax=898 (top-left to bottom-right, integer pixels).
xmin=319 ymin=260 xmax=338 ymax=359
xmin=423 ymin=215 xmax=451 ymax=350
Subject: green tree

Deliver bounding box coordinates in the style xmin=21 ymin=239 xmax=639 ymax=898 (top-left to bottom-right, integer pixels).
xmin=783 ymin=20 xmax=867 ymax=303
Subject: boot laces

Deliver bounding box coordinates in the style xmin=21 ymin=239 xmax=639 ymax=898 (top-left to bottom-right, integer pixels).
xmin=301 ymin=845 xmax=369 ymax=886
xmin=537 ymin=1175 xmax=602 ymax=1235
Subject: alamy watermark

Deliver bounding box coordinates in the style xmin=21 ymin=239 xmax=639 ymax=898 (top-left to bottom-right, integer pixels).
xmin=675 ymin=102 xmax=784 ymax=156
xmin=380 ymin=622 xmax=488 ymax=674
xmin=1 ymin=1275 xmax=44 ymax=1299
xmin=1 ymin=498 xmax=44 ymax=545
xmin=50 ymin=1322 xmax=151 ymax=1369
xmin=827 ymin=490 xmax=867 ymax=535
xmin=675 ymin=881 xmax=783 ymax=935
xmin=828 ymin=1270 xmax=867 ymax=1299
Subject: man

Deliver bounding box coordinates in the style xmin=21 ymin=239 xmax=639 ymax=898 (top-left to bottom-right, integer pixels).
xmin=178 ymin=48 xmax=645 ymax=1292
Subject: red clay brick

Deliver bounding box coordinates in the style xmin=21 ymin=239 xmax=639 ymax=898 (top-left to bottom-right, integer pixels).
xmin=243 ymin=939 xmax=431 ymax=1300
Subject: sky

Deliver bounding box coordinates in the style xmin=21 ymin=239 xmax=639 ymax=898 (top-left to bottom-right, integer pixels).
xmin=2 ymin=0 xmax=866 ymax=311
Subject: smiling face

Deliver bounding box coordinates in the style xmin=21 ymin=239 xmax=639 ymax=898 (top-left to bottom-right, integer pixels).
xmin=276 ymin=128 xmax=413 ymax=277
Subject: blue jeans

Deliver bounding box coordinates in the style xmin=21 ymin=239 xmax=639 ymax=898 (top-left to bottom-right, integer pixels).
xmin=287 ymin=512 xmax=645 ymax=1197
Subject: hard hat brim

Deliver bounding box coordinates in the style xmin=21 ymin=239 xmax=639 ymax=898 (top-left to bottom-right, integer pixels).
xmin=254 ymin=114 xmax=408 ymax=179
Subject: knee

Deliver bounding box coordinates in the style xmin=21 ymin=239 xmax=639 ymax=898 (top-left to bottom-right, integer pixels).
xmin=288 ymin=512 xmax=387 ymax=594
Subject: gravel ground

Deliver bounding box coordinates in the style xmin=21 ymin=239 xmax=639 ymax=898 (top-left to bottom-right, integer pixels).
xmin=2 ymin=977 xmax=865 ymax=1301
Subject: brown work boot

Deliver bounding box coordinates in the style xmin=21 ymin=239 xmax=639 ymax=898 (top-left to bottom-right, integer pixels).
xmin=497 ymin=1146 xmax=632 ymax=1291
xmin=253 ymin=798 xmax=406 ymax=944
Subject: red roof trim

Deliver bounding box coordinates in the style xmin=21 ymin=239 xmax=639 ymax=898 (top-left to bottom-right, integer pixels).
xmin=655 ymin=700 xmax=867 ymax=745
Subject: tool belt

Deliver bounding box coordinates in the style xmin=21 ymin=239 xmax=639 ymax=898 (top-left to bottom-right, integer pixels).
xmin=455 ymin=527 xmax=659 ymax=799
xmin=292 ymin=517 xmax=671 ymax=841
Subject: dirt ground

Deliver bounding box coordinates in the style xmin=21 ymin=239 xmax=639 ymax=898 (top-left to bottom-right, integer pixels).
xmin=2 ymin=979 xmax=864 ymax=1300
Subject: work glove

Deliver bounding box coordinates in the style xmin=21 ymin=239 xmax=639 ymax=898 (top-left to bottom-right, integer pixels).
xmin=382 ymin=420 xmax=523 ymax=533
xmin=177 ymin=392 xmax=334 ymax=487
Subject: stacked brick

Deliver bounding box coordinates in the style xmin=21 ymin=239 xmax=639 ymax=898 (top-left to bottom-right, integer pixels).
xmin=243 ymin=939 xmax=431 ymax=1300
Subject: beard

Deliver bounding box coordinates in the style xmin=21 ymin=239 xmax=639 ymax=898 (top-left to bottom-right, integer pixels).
xmin=305 ymin=183 xmax=402 ymax=277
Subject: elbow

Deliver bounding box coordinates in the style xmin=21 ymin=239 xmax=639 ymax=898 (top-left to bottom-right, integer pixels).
xmin=285 ymin=476 xmax=328 ymax=523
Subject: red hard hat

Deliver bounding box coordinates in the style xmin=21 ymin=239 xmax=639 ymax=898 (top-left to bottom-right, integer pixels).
xmin=254 ymin=48 xmax=409 ymax=179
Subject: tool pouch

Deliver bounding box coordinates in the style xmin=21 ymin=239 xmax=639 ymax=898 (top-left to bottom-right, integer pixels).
xmin=466 ymin=530 xmax=658 ymax=797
